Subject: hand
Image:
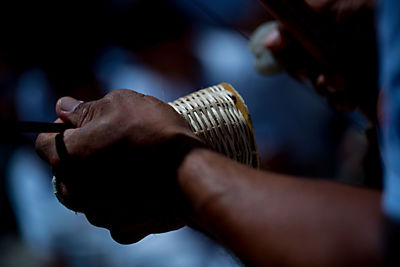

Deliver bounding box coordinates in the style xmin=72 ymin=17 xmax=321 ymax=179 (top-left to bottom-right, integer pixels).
xmin=264 ymin=0 xmax=377 ymax=120
xmin=35 ymin=89 xmax=204 ymax=244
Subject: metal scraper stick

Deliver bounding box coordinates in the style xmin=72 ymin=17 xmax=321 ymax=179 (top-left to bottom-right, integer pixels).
xmin=5 ymin=121 xmax=72 ymax=133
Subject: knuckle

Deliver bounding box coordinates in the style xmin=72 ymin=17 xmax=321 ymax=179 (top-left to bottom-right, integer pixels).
xmin=74 ymin=102 xmax=95 ymax=127
xmin=105 ymin=89 xmax=127 ymax=99
xmin=34 ymin=134 xmax=46 ymax=154
xmin=35 ymin=133 xmax=58 ymax=164
xmin=93 ymin=116 xmax=113 ymax=133
xmin=97 ymin=98 xmax=113 ymax=116
xmin=105 ymin=89 xmax=143 ymax=102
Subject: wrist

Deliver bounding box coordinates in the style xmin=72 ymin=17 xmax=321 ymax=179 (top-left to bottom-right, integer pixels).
xmin=176 ymin=147 xmax=212 ymax=227
xmin=176 ymin=148 xmax=239 ymax=231
xmin=159 ymin=133 xmax=208 ymax=217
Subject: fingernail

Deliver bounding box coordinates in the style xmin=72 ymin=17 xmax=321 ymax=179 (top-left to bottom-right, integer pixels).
xmin=264 ymin=29 xmax=281 ymax=48
xmin=59 ymin=97 xmax=82 ymax=113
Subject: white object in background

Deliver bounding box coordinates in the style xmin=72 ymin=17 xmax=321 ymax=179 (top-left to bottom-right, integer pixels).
xmin=249 ymin=21 xmax=284 ymax=76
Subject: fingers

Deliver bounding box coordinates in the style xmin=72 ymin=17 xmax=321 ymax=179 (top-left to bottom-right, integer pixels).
xmin=56 ymin=96 xmax=88 ymax=127
xmin=36 ymin=96 xmax=87 ymax=165
xmin=264 ymin=27 xmax=288 ymax=52
xmin=315 ymin=73 xmax=356 ymax=112
xmin=261 ymin=27 xmax=352 ymax=106
xmin=305 ymin=0 xmax=333 ymax=12
xmin=37 ymin=92 xmax=118 ymax=165
xmin=316 ymin=74 xmax=346 ymax=95
xmin=35 ymin=118 xmax=64 ymax=166
xmin=109 ymin=217 xmax=185 ymax=244
xmin=35 ymin=128 xmax=81 ymax=166
xmin=35 ymin=112 xmax=98 ymax=167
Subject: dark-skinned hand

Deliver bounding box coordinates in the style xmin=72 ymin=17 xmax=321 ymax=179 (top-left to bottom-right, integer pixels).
xmin=265 ymin=0 xmax=377 ymax=120
xmin=35 ymin=89 xmax=204 ymax=244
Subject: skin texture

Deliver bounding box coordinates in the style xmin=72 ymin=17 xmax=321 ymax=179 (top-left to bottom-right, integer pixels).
xmin=36 ymin=90 xmax=205 ymax=244
xmin=178 ymin=149 xmax=383 ymax=266
xmin=35 ymin=0 xmax=385 ymax=265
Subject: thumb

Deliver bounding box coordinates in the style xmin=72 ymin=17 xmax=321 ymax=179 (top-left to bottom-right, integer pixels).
xmin=56 ymin=97 xmax=85 ymax=126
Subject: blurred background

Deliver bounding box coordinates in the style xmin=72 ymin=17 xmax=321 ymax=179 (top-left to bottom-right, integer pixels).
xmin=0 ymin=0 xmax=380 ymax=266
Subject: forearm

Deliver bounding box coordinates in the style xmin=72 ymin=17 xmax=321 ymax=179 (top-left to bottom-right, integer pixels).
xmin=177 ymin=148 xmax=384 ymax=266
